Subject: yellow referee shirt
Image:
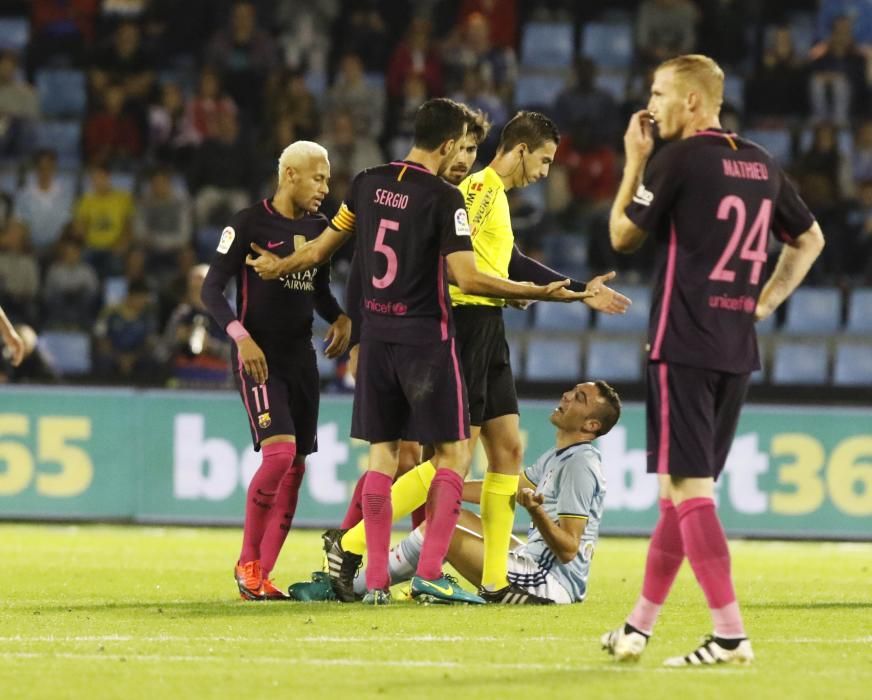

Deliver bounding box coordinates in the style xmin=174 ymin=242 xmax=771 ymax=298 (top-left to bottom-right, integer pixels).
xmin=450 ymin=166 xmax=513 ymax=307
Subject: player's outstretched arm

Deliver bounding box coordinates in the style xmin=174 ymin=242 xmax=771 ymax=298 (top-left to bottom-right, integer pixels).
xmin=0 ymin=306 xmax=25 ymax=367
xmin=446 ymin=250 xmax=592 ymax=302
xmin=610 ymin=110 xmax=655 ymax=253
xmin=582 ymin=271 xmax=632 ymax=315
xmin=755 ymin=222 xmax=825 ymax=321
xmin=246 ymin=226 xmax=351 ymax=280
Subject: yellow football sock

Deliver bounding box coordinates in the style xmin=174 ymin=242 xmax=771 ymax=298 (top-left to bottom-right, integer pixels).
xmin=480 ymin=471 xmax=520 ymax=590
xmin=341 ymin=460 xmax=437 ymax=555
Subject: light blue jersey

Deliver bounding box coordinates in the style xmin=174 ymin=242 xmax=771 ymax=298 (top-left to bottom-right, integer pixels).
xmin=520 ymin=442 xmax=606 ymax=602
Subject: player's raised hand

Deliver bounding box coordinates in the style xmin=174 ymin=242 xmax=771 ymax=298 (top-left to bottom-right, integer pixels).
xmin=624 ymin=110 xmax=655 ymax=164
xmin=324 ymin=314 xmax=352 ymax=359
xmin=517 ymin=487 xmax=544 ymax=512
xmin=583 ymin=271 xmax=632 ymax=315
xmin=236 ymin=336 xmax=268 ymax=385
xmin=245 ymin=243 xmax=284 ymax=280
xmin=1 ymin=324 xmax=25 ymax=367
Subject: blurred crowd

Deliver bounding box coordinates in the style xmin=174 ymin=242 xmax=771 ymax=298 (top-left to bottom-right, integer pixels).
xmin=0 ymin=0 xmax=870 ymax=387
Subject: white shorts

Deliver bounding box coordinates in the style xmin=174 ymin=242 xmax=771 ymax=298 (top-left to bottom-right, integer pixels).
xmin=506 ymin=548 xmax=573 ymax=604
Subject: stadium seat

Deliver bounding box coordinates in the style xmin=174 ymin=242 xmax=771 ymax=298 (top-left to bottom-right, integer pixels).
xmin=520 ymin=22 xmax=574 ymax=69
xmin=0 ymin=18 xmax=29 ymax=51
xmin=103 ymin=276 xmax=128 ymax=307
xmin=542 ymin=233 xmax=589 ymax=277
xmin=502 ymin=305 xmax=529 ymax=331
xmin=525 ymin=338 xmax=582 ymax=381
xmin=787 ymin=12 xmax=816 ymax=56
xmin=782 ymin=287 xmax=842 ymax=335
xmin=36 ymin=69 xmax=88 ymax=118
xmin=533 ymin=300 xmax=590 ymax=331
xmin=845 ymin=288 xmax=872 ymax=335
xmin=723 ymin=75 xmax=744 ymax=112
xmin=39 ymin=331 xmax=92 ymax=376
xmin=594 ymin=72 xmax=627 ymax=101
xmin=832 ymin=343 xmax=872 ymax=386
xmin=798 ymin=127 xmax=853 ymax=156
xmin=195 ymin=226 xmax=221 ymax=261
xmin=581 ymin=21 xmax=634 ymax=70
xmin=313 ymin=340 xmax=336 ymax=380
xmin=0 ymin=167 xmax=18 ymax=194
xmin=514 ymin=71 xmax=566 ymax=109
xmin=595 ymin=284 xmax=650 ymax=332
xmin=585 ymin=338 xmax=641 ymax=382
xmin=328 ymin=281 xmax=345 ymax=308
xmin=33 ymin=121 xmax=82 ymax=168
xmin=771 ymin=341 xmax=829 ymax=385
xmin=742 ymin=128 xmax=792 ymax=165
xmin=755 ymin=310 xmax=777 ymax=335
xmin=506 ymin=336 xmax=523 ymax=372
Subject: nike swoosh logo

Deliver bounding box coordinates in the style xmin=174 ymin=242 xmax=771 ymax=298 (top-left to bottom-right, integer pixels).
xmin=419 ymin=580 xmax=454 ymax=596
xmin=266 ymin=241 xmax=285 ymax=249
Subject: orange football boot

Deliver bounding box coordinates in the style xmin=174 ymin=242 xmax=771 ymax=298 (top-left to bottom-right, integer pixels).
xmin=234 ymin=560 xmax=263 ymax=600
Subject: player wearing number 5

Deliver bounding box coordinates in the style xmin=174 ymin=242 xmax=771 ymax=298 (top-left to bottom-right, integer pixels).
xmin=603 ymin=55 xmax=824 ymax=666
xmin=201 ymin=141 xmax=351 ymax=601
xmin=247 ymin=98 xmax=590 ymax=605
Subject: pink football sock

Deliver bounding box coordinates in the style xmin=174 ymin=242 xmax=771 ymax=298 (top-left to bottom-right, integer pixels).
xmin=340 ymin=473 xmax=366 ymax=529
xmin=415 ymin=469 xmax=464 ymax=581
xmin=362 ymin=471 xmax=393 ymax=591
xmin=239 ymin=442 xmax=296 ymax=564
xmin=260 ymin=456 xmax=306 ymax=575
xmin=677 ymin=497 xmax=746 ymax=638
xmin=627 ymin=498 xmax=684 ymax=634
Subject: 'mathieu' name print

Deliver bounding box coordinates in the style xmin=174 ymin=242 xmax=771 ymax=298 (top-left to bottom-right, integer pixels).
xmin=722 ymin=159 xmax=769 ymax=181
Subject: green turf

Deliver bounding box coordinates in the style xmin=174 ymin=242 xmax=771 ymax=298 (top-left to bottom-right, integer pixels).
xmin=0 ymin=525 xmax=869 ymax=700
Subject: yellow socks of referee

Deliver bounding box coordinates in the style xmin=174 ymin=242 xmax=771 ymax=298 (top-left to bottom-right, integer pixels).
xmin=341 ymin=460 xmax=437 ymax=555
xmin=480 ymin=471 xmax=520 ymax=590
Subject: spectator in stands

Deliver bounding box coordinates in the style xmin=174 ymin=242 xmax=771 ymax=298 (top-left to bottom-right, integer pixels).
xmin=553 ymin=58 xmax=621 ymax=145
xmin=0 ymin=219 xmax=39 ymax=326
xmin=320 ymin=110 xmax=384 ymax=183
xmin=188 ymin=111 xmax=253 ymax=227
xmin=160 ymin=263 xmax=230 ymax=387
xmin=73 ymin=162 xmax=134 ymax=278
xmin=695 ymin=0 xmax=757 ymax=70
xmin=0 ymin=323 xmax=58 ymax=384
xmin=264 ymin=68 xmax=320 ymax=141
xmin=13 ymin=149 xmax=74 ymax=257
xmin=141 ymin=0 xmax=216 ymax=60
xmin=331 ymin=3 xmax=390 ymax=74
xmin=205 ymin=0 xmax=278 ymax=115
xmin=844 ymin=178 xmax=872 ymax=282
xmin=28 ymin=0 xmax=99 ymax=73
xmin=442 ymin=12 xmax=517 ymax=104
xmin=158 ymin=244 xmax=196 ymax=327
xmin=745 ymin=26 xmax=809 ymax=124
xmin=809 ymin=15 xmax=869 ymax=125
xmin=386 ymin=17 xmax=444 ymax=101
xmin=83 ymin=83 xmax=144 ymax=167
xmin=552 ymin=120 xmax=618 ymax=222
xmin=458 ymin=0 xmax=519 ymax=50
xmin=450 ymin=67 xmax=508 ymax=137
xmin=134 ymin=166 xmax=192 ymax=279
xmin=325 ymin=53 xmax=385 ymax=141
xmin=148 ymin=81 xmax=197 ymax=166
xmin=851 ymin=118 xmax=872 ymax=182
xmin=0 ymin=50 xmax=39 ymax=158
xmin=385 ymin=73 xmax=428 ymax=161
xmin=183 ymin=67 xmax=238 ymax=145
xmin=635 ymin=0 xmax=699 ymax=70
xmin=94 ymin=278 xmax=160 ymax=383
xmin=256 ymin=116 xmax=296 ymax=194
xmin=88 ymin=20 xmax=155 ymax=107
xmin=795 ymin=121 xmax=853 ymax=200
xmin=274 ymin=2 xmax=338 ymax=75
xmin=42 ymin=234 xmax=99 ymax=329
xmin=817 ymin=0 xmax=872 ymax=49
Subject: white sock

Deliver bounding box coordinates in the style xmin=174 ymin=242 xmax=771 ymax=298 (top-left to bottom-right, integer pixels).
xmin=352 ymin=527 xmax=425 ymax=595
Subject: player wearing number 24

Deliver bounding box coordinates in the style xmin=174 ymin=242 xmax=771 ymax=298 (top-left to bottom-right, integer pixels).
xmin=603 ymin=54 xmax=824 ymax=666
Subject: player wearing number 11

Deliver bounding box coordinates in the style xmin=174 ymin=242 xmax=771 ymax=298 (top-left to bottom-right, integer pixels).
xmin=247 ymin=98 xmax=590 ymax=605
xmin=603 ymin=54 xmax=824 ymax=666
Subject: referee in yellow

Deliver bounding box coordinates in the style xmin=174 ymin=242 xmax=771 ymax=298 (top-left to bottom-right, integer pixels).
xmin=452 ymin=111 xmax=630 ymax=603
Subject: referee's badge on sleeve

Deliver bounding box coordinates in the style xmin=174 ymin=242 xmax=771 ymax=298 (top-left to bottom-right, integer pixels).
xmin=454 ymin=208 xmax=471 ymax=236
xmin=217 ymin=226 xmax=236 ymax=253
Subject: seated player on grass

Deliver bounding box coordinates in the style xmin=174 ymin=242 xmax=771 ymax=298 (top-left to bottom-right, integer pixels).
xmin=290 ymin=381 xmax=620 ymax=604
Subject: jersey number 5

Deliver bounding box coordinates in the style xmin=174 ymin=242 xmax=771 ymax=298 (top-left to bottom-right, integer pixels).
xmin=709 ymin=196 xmax=772 ymax=285
xmin=372 ymin=218 xmax=400 ymax=289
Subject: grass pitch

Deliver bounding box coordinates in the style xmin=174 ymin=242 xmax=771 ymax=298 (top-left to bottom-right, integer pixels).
xmin=0 ymin=524 xmax=869 ymax=700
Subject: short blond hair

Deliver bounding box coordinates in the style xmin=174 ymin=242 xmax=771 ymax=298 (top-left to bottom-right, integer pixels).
xmin=657 ymin=54 xmax=724 ymax=110
xmin=277 ymin=140 xmax=329 ymax=182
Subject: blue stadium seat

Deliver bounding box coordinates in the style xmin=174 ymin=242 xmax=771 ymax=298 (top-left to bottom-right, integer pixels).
xmin=304 ymin=70 xmax=328 ymax=99
xmin=525 ymin=338 xmax=582 ymax=381
xmin=506 ymin=336 xmax=523 ymax=373
xmin=543 ymin=233 xmax=589 ymax=274
xmin=723 ymin=75 xmax=744 ymax=111
xmin=594 ymin=72 xmax=627 ymax=101
xmin=36 ymin=69 xmax=88 ymax=118
xmin=195 ymin=226 xmax=221 ymax=261
xmin=782 ymin=287 xmax=842 ymax=335
xmin=798 ymin=127 xmax=853 ymax=156
xmin=788 ymin=12 xmax=816 ymax=56
xmin=39 ymin=331 xmax=92 ymax=376
xmin=743 ymin=129 xmax=792 ymax=165
xmin=771 ymin=341 xmax=829 ymax=385
xmin=581 ymin=21 xmax=634 ymax=70
xmin=585 ymin=338 xmax=641 ymax=382
xmin=845 ymin=288 xmax=872 ymax=335
xmin=103 ymin=276 xmax=128 ymax=307
xmin=514 ymin=72 xmax=566 ymax=109
xmin=328 ymin=281 xmax=345 ymax=308
xmin=521 ymin=22 xmax=574 ymax=69
xmin=755 ymin=310 xmax=777 ymax=335
xmin=596 ymin=284 xmax=650 ymax=332
xmin=34 ymin=121 xmax=82 ymax=168
xmin=833 ymin=343 xmax=872 ymax=386
xmin=0 ymin=167 xmax=18 ymax=194
xmin=0 ymin=18 xmax=29 ymax=51
xmin=313 ymin=341 xmax=336 ymax=380
xmin=502 ymin=305 xmax=530 ymax=332
xmin=533 ymin=300 xmax=590 ymax=331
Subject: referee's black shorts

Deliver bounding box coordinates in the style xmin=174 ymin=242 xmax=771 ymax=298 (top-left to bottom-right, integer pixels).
xmin=453 ymin=305 xmax=519 ymax=426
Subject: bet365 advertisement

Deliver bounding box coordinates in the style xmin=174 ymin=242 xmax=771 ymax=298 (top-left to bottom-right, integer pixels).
xmin=1 ymin=387 xmax=870 ymax=539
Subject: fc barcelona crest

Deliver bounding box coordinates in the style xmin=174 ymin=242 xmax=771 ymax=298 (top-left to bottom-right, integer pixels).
xmin=258 ymin=412 xmax=272 ymax=429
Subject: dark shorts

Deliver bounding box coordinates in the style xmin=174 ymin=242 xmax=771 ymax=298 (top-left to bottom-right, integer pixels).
xmin=351 ymin=337 xmax=470 ymax=444
xmin=232 ymin=345 xmax=320 ymax=453
xmin=646 ymin=361 xmax=749 ymax=480
xmin=453 ymin=306 xmax=519 ymax=426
